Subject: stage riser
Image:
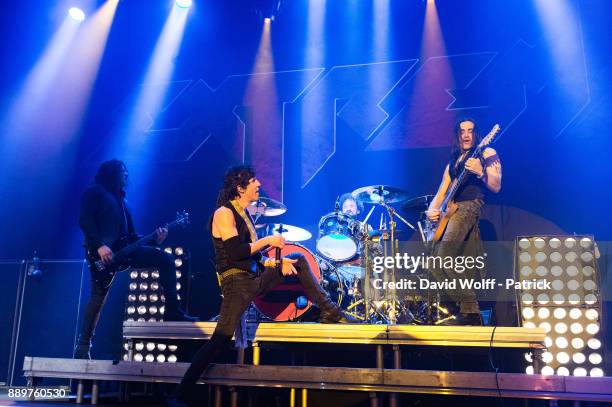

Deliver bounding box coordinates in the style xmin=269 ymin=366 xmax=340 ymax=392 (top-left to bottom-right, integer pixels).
xmin=22 ymin=357 xmax=612 ymax=402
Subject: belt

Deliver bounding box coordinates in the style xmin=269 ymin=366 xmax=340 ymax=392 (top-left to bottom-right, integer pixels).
xmin=216 ymin=268 xmax=250 ymax=286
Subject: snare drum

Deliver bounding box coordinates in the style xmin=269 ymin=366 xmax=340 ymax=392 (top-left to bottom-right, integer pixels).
xmin=316 ymin=212 xmax=362 ymax=262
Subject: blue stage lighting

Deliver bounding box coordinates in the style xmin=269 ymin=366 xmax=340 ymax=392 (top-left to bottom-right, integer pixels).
xmin=175 ymin=0 xmax=192 ymax=8
xmin=68 ymin=7 xmax=86 ymax=22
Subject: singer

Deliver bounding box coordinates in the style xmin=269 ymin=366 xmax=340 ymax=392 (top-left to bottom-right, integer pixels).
xmin=167 ymin=165 xmax=354 ymax=407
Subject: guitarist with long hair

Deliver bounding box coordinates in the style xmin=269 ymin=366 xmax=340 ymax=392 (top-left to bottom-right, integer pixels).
xmin=75 ymin=159 xmax=197 ymax=359
xmin=425 ymin=119 xmax=502 ymax=325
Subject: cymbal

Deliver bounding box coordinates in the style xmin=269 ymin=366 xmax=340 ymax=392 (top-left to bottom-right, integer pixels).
xmin=351 ymin=185 xmax=409 ymax=204
xmin=248 ymin=197 xmax=287 ymax=217
xmin=402 ymin=194 xmax=434 ymax=211
xmin=261 ymin=223 xmax=312 ymax=242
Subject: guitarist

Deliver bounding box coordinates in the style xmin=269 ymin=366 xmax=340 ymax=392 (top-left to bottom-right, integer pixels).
xmin=425 ymin=119 xmax=502 ymax=325
xmin=75 ymin=159 xmax=197 ymax=359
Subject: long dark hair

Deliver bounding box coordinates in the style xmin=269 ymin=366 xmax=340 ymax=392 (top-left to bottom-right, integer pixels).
xmin=450 ymin=118 xmax=481 ymax=163
xmin=94 ymin=159 xmax=127 ymax=196
xmin=216 ymin=165 xmax=256 ymax=207
xmin=339 ymin=193 xmax=363 ymax=214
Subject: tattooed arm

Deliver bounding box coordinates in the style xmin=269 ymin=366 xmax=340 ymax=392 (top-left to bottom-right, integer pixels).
xmin=482 ymin=147 xmax=502 ymax=193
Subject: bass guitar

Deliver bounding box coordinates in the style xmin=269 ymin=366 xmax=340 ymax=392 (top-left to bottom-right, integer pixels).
xmin=86 ymin=211 xmax=190 ymax=288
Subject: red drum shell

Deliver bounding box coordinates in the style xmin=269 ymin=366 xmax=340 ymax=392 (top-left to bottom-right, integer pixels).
xmin=254 ymin=243 xmax=321 ymax=321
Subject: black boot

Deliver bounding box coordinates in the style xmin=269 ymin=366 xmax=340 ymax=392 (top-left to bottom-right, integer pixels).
xmin=318 ymin=300 xmax=359 ymax=324
xmin=440 ymin=312 xmax=483 ymax=326
xmin=73 ymin=336 xmax=92 ymax=359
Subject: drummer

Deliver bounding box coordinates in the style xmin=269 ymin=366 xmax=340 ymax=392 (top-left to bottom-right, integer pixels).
xmin=338 ymin=193 xmax=364 ymax=217
xmin=338 ymin=193 xmax=374 ymax=236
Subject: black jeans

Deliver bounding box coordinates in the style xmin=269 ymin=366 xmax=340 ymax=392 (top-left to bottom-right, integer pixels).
xmin=76 ymin=246 xmax=179 ymax=349
xmin=178 ymin=253 xmax=330 ymax=393
xmin=429 ymin=199 xmax=483 ymax=314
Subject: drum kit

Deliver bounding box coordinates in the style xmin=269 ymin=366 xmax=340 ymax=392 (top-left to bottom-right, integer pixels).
xmin=248 ymin=188 xmax=451 ymax=325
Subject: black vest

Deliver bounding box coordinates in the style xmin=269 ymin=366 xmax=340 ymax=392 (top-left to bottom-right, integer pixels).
xmin=211 ymin=203 xmax=262 ymax=274
xmin=449 ymin=153 xmax=486 ymax=203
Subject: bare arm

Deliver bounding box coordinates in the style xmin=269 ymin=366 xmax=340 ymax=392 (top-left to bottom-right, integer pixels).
xmin=212 ymin=207 xmax=281 ymax=255
xmin=482 ymin=148 xmax=502 ymax=193
xmin=428 ymin=165 xmax=451 ymax=211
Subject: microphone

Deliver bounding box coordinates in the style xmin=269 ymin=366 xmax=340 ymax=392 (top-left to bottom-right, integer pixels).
xmin=334 ymin=196 xmax=340 ymax=213
xmin=275 ymin=225 xmax=283 ymax=274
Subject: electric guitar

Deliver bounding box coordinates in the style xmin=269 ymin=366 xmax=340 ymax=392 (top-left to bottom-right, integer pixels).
xmin=423 ymin=124 xmax=501 ymax=242
xmin=86 ymin=211 xmax=190 ymax=288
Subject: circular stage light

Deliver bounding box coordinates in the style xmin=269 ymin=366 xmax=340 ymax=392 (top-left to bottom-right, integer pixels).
xmin=580 ymin=237 xmax=592 ymax=248
xmin=552 ymin=294 xmax=565 ymax=305
xmin=557 ymin=367 xmax=570 ymax=376
xmin=549 ymin=238 xmax=561 ymax=248
xmin=522 ymin=307 xmax=534 ymax=319
xmin=587 ymin=338 xmax=601 ymax=350
xmin=572 ymin=352 xmax=585 ymax=364
xmin=590 ymin=368 xmax=604 ymax=377
xmin=541 ymin=366 xmax=554 ymax=376
xmin=586 ymin=323 xmax=600 ymax=335
xmin=565 ymin=265 xmax=578 ymax=276
xmin=537 ymin=294 xmax=550 ymax=305
xmin=553 ymin=308 xmax=567 ymax=319
xmin=537 ymin=308 xmax=550 ymax=319
xmin=68 ymin=7 xmax=85 ymax=22
xmin=175 ymin=0 xmax=193 ymax=8
xmin=571 ymin=338 xmax=585 ymax=349
xmin=556 ymin=352 xmax=569 ymax=364
xmin=570 ymin=322 xmax=583 ymax=334
xmin=550 ymin=265 xmax=563 ymax=276
xmin=573 ymin=367 xmax=587 ymax=376
xmin=555 ymin=337 xmax=568 ymax=349
xmin=589 ymin=353 xmax=602 ymax=364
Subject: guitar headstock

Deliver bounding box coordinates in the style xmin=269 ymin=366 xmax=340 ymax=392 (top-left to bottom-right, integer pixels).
xmin=175 ymin=210 xmax=190 ymax=228
xmin=479 ymin=124 xmax=501 ymax=149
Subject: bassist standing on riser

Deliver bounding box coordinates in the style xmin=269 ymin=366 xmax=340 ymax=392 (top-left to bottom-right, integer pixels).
xmin=425 ymin=119 xmax=502 ymax=325
xmin=75 ymin=159 xmax=197 ymax=359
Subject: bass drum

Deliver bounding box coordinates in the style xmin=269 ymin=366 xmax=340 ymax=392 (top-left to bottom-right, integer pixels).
xmin=254 ymin=243 xmax=322 ymax=322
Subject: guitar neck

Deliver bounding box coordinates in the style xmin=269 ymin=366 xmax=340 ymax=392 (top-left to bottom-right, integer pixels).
xmin=441 ymin=147 xmax=482 ymax=211
xmin=114 ymin=220 xmax=179 ymax=260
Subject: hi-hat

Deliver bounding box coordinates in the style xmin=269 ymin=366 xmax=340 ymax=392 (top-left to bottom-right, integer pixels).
xmin=352 ymin=185 xmax=409 ymax=204
xmin=260 ymin=223 xmax=312 ymax=242
xmin=248 ymin=197 xmax=287 ymax=217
